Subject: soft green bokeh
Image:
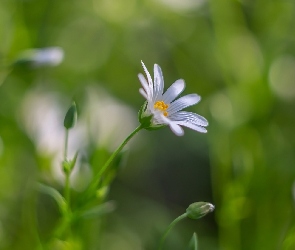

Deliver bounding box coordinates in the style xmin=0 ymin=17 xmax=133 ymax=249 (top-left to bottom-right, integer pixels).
xmin=0 ymin=0 xmax=295 ymax=249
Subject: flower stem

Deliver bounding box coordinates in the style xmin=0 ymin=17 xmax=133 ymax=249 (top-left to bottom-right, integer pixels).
xmin=87 ymin=124 xmax=143 ymax=194
xmin=64 ymin=129 xmax=69 ymax=160
xmin=64 ymin=173 xmax=70 ymax=206
xmin=158 ymin=213 xmax=187 ymax=250
xmin=63 ymin=129 xmax=71 ymax=206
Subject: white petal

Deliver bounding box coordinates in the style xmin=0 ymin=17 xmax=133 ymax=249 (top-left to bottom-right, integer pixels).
xmin=169 ymin=111 xmax=208 ymax=127
xmin=157 ymin=114 xmax=184 ymax=136
xmin=169 ymin=123 xmax=184 ymax=136
xmin=153 ymin=64 xmax=164 ymax=102
xmin=152 ymin=111 xmax=167 ymax=125
xmin=139 ymin=88 xmax=148 ymax=99
xmin=176 ymin=121 xmax=207 ymax=133
xmin=138 ymin=73 xmax=151 ymax=100
xmin=32 ymin=47 xmax=64 ymax=66
xmin=162 ymin=79 xmax=185 ymax=104
xmin=168 ymin=94 xmax=201 ymax=115
xmin=141 ymin=61 xmax=153 ymax=95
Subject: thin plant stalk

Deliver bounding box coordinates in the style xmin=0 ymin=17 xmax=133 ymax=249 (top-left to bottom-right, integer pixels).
xmin=87 ymin=124 xmax=143 ymax=195
xmin=64 ymin=129 xmax=71 ymax=206
xmin=158 ymin=213 xmax=187 ymax=250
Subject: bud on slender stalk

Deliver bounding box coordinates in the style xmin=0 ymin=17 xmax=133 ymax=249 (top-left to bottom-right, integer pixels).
xmin=186 ymin=202 xmax=215 ymax=220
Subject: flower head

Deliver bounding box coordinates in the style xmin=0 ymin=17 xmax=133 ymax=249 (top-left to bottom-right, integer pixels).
xmin=14 ymin=47 xmax=64 ymax=68
xmin=32 ymin=47 xmax=64 ymax=67
xmin=138 ymin=61 xmax=208 ymax=136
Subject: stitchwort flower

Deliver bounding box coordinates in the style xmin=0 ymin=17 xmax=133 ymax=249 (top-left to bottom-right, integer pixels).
xmin=138 ymin=61 xmax=208 ymax=136
xmin=14 ymin=47 xmax=64 ymax=68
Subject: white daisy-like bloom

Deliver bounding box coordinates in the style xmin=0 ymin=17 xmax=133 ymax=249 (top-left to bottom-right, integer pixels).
xmin=32 ymin=47 xmax=64 ymax=67
xmin=138 ymin=61 xmax=208 ymax=136
xmin=15 ymin=47 xmax=64 ymax=67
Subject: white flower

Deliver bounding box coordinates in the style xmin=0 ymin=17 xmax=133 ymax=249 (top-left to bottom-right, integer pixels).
xmin=15 ymin=47 xmax=64 ymax=67
xmin=138 ymin=61 xmax=208 ymax=136
xmin=32 ymin=47 xmax=64 ymax=67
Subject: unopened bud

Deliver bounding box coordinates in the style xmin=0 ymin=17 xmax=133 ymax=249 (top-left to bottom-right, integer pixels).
xmin=64 ymin=102 xmax=77 ymax=129
xmin=186 ymin=202 xmax=215 ymax=220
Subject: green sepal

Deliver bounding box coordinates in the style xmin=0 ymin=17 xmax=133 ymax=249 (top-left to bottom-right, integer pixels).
xmin=64 ymin=102 xmax=77 ymax=129
xmin=12 ymin=50 xmax=37 ymax=68
xmin=138 ymin=101 xmax=150 ymax=127
xmin=62 ymin=151 xmax=78 ymax=174
xmin=144 ymin=124 xmax=166 ymax=131
xmin=186 ymin=202 xmax=215 ymax=220
xmin=138 ymin=101 xmax=166 ymax=130
xmin=12 ymin=58 xmax=33 ymax=67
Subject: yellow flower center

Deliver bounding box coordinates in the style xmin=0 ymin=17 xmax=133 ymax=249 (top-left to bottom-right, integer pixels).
xmin=154 ymin=101 xmax=169 ymax=117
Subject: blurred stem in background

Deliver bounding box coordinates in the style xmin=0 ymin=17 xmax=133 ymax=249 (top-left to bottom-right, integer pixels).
xmin=51 ymin=107 xmax=143 ymax=243
xmin=2 ymin=0 xmax=295 ymax=248
xmin=63 ymin=129 xmax=70 ymax=205
xmin=208 ymin=0 xmax=295 ymax=249
xmin=48 ymin=102 xmax=78 ymax=242
xmin=62 ymin=102 xmax=77 ymax=207
xmin=208 ymin=0 xmax=246 ymax=247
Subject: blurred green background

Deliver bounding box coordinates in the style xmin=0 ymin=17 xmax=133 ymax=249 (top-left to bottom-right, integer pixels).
xmin=1 ymin=0 xmax=295 ymax=249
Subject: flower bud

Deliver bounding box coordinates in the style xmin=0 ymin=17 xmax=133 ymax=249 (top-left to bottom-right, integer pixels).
xmin=64 ymin=102 xmax=77 ymax=129
xmin=186 ymin=202 xmax=215 ymax=220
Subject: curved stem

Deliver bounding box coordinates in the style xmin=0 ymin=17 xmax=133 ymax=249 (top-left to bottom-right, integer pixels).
xmin=87 ymin=124 xmax=143 ymax=194
xmin=63 ymin=129 xmax=71 ymax=206
xmin=158 ymin=213 xmax=187 ymax=250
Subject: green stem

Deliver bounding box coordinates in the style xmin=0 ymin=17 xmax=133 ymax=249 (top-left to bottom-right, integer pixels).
xmin=64 ymin=129 xmax=69 ymax=160
xmin=88 ymin=124 xmax=143 ymax=194
xmin=158 ymin=213 xmax=187 ymax=250
xmin=52 ymin=214 xmax=71 ymax=239
xmin=63 ymin=129 xmax=71 ymax=206
xmin=64 ymin=173 xmax=70 ymax=206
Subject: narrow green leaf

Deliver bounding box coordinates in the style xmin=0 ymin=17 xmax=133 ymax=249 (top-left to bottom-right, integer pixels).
xmin=188 ymin=233 xmax=198 ymax=250
xmin=78 ymin=201 xmax=116 ymax=219
xmin=37 ymin=183 xmax=67 ymax=214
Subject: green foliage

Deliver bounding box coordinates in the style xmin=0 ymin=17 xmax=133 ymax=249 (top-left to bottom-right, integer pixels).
xmin=62 ymin=151 xmax=78 ymax=174
xmin=0 ymin=0 xmax=295 ymax=249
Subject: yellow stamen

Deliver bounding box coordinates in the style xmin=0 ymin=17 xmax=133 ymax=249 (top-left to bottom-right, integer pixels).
xmin=154 ymin=101 xmax=169 ymax=117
